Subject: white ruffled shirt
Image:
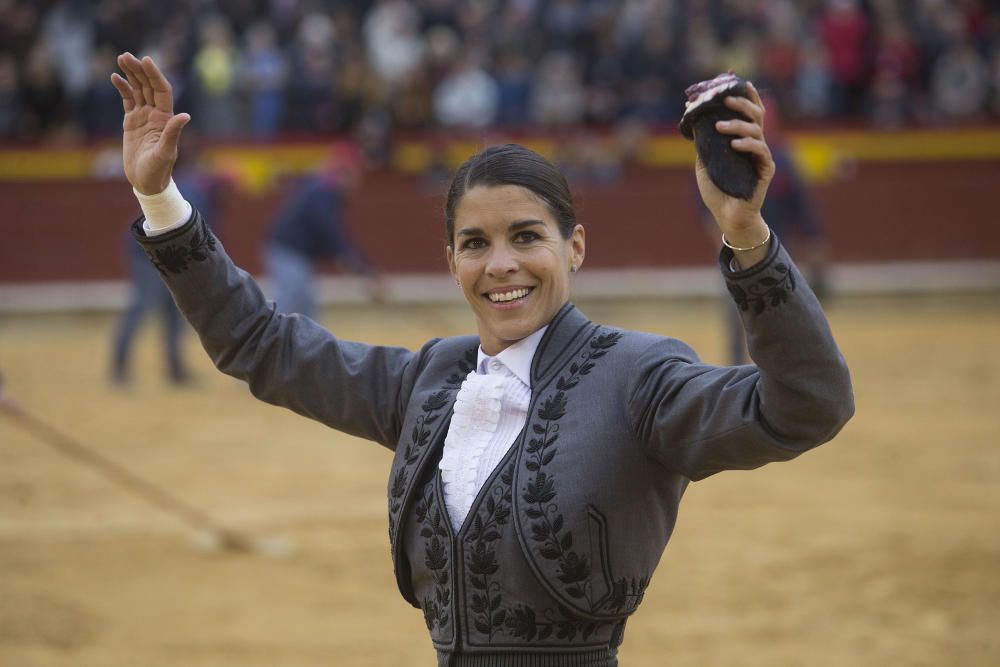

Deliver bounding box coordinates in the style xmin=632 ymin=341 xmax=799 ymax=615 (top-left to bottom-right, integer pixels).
xmin=439 ymin=327 xmax=546 ymax=531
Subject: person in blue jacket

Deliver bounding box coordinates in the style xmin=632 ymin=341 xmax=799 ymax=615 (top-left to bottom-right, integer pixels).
xmin=264 ymin=145 xmax=380 ymax=319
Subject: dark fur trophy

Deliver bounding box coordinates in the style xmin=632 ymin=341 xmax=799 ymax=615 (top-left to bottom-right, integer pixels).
xmin=679 ymin=72 xmax=758 ymax=201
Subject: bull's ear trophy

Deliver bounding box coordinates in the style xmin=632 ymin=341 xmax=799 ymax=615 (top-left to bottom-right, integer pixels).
xmin=679 ymin=71 xmax=758 ymax=201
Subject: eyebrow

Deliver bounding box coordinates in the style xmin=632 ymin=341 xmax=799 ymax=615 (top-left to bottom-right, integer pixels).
xmin=456 ymin=219 xmax=546 ymax=237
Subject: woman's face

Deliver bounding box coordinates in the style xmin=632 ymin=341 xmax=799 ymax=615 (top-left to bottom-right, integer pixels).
xmin=447 ymin=184 xmax=585 ymax=356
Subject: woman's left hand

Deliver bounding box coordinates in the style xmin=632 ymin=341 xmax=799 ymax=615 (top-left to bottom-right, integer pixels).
xmin=695 ymin=81 xmax=775 ymax=251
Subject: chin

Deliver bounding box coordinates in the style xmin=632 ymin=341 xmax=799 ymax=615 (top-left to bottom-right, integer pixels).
xmin=496 ymin=323 xmax=534 ymax=343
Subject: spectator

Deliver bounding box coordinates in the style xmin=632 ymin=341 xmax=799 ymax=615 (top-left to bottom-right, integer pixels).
xmin=869 ymin=5 xmax=921 ymax=126
xmin=424 ymin=24 xmax=461 ymax=86
xmin=795 ymin=37 xmax=835 ymax=119
xmin=8 ymin=0 xmax=1000 ymax=140
xmin=40 ymin=0 xmax=94 ymax=110
xmin=191 ymin=14 xmax=242 ymax=137
xmin=930 ymin=38 xmax=991 ymax=120
xmin=93 ymin=0 xmax=149 ymax=57
xmin=817 ymin=0 xmax=873 ymax=117
xmin=19 ymin=42 xmax=69 ymax=138
xmin=82 ymin=45 xmax=125 ymax=137
xmin=492 ymin=0 xmax=543 ymax=57
xmin=334 ymin=46 xmax=376 ymax=133
xmin=433 ymin=53 xmax=499 ymax=129
xmin=240 ymin=21 xmax=288 ymax=138
xmin=363 ymin=0 xmax=426 ymax=93
xmin=531 ymin=51 xmax=586 ymax=126
xmin=0 ymin=55 xmax=23 ymax=138
xmin=620 ymin=23 xmax=682 ymax=123
xmin=0 ymin=1 xmax=41 ymax=61
xmin=284 ymin=44 xmax=337 ymax=133
xmin=990 ymin=44 xmax=1000 ymax=115
xmin=542 ymin=0 xmax=590 ymax=52
xmin=756 ymin=4 xmax=803 ymax=113
xmin=495 ymin=51 xmax=534 ymax=127
xmin=682 ymin=14 xmax=722 ymax=83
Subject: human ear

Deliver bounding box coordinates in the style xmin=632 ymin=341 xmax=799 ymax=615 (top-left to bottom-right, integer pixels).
xmin=570 ymin=224 xmax=585 ymax=272
xmin=446 ymin=244 xmax=457 ymax=279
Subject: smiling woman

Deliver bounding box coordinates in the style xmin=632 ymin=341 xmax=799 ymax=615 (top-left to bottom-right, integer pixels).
xmin=112 ymin=51 xmax=854 ymax=666
xmin=447 ymin=166 xmax=585 ymax=355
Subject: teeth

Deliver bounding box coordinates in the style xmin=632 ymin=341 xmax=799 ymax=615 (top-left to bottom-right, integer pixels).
xmin=488 ymin=288 xmax=530 ymax=303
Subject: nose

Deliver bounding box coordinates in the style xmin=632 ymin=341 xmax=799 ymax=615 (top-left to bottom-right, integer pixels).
xmin=485 ymin=243 xmax=518 ymax=278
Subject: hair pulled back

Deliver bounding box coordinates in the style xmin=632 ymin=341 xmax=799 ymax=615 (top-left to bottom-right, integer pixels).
xmin=445 ymin=144 xmax=577 ymax=248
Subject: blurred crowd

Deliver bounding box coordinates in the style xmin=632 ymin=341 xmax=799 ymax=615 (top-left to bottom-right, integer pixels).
xmin=2 ymin=0 xmax=999 ymax=144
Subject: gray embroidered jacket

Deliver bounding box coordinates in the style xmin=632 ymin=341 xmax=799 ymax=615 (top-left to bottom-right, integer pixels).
xmin=133 ymin=211 xmax=853 ymax=666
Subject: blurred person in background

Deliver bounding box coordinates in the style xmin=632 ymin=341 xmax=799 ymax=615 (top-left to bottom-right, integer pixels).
xmin=112 ymin=53 xmax=853 ymax=664
xmin=264 ymin=144 xmax=382 ymax=319
xmin=239 ymin=21 xmax=288 ymax=138
xmin=991 ymin=44 xmax=1000 ymax=115
xmin=619 ymin=22 xmax=681 ymax=123
xmin=82 ymin=44 xmax=127 ymax=137
xmin=817 ymin=0 xmax=874 ymax=118
xmin=494 ymin=50 xmax=534 ymax=127
xmin=283 ymin=12 xmax=342 ymax=134
xmin=40 ymin=0 xmax=94 ymax=116
xmin=530 ymin=50 xmax=586 ymax=126
xmin=191 ymin=14 xmax=242 ymax=137
xmin=0 ymin=54 xmax=23 ymax=138
xmin=0 ymin=0 xmax=42 ymax=61
xmin=930 ymin=36 xmax=991 ymax=120
xmin=754 ymin=0 xmax=804 ymax=115
xmin=867 ymin=1 xmax=921 ymax=127
xmin=93 ymin=0 xmax=151 ymax=56
xmin=433 ymin=51 xmax=499 ymax=129
xmin=111 ymin=130 xmax=227 ymax=386
xmin=19 ymin=40 xmax=69 ymax=139
xmin=794 ymin=37 xmax=835 ymax=119
xmin=363 ymin=0 xmax=426 ymax=98
xmin=8 ymin=0 xmax=1000 ymax=139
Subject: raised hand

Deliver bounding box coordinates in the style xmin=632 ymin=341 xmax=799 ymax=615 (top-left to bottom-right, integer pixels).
xmin=110 ymin=53 xmax=190 ymax=195
xmin=695 ymin=81 xmax=775 ymax=251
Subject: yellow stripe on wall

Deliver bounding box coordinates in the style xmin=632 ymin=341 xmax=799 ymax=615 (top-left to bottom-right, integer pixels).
xmin=1 ymin=128 xmax=998 ymax=184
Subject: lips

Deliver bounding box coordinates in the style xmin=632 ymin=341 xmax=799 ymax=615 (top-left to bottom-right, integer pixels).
xmin=485 ymin=287 xmax=534 ymax=304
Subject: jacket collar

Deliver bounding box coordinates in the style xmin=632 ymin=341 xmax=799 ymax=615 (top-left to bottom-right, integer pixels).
xmin=531 ymin=302 xmax=596 ymax=387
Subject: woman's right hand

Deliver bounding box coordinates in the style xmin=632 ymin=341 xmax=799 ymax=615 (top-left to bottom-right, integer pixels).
xmin=110 ymin=53 xmax=190 ymax=195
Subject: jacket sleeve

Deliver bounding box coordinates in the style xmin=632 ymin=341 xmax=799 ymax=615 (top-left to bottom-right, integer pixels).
xmin=627 ymin=234 xmax=854 ymax=481
xmin=131 ymin=209 xmax=423 ymax=450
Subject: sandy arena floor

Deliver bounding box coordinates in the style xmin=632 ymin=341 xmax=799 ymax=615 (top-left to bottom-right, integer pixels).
xmin=1 ymin=294 xmax=998 ymax=666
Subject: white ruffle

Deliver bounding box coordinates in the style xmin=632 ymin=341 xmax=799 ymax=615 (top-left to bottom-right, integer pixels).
xmin=439 ymin=371 xmax=504 ymax=530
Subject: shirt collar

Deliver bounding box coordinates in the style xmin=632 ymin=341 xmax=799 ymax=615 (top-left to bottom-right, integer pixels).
xmin=477 ymin=326 xmax=548 ymax=388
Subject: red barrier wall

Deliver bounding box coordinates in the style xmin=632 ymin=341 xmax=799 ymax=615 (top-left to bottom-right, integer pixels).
xmin=2 ymin=161 xmax=999 ymax=284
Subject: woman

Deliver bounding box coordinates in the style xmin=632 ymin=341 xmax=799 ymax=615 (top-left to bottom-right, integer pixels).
xmin=111 ymin=53 xmax=853 ymax=666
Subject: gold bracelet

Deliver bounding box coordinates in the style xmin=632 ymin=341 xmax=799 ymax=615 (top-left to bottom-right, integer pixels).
xmin=721 ymin=226 xmax=771 ymax=252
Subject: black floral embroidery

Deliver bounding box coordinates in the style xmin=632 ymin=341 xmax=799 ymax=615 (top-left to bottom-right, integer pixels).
xmin=416 ymin=481 xmax=451 ymax=632
xmin=522 ymin=330 xmax=623 ymax=611
xmin=465 ymin=463 xmax=514 ymax=639
xmin=464 ymin=461 xmax=613 ymax=645
xmin=605 ymin=576 xmax=650 ymax=614
xmin=727 ymin=262 xmax=796 ymax=314
xmin=145 ymin=219 xmax=216 ymax=275
xmin=505 ymin=603 xmax=603 ymax=642
xmin=388 ymin=347 xmax=476 ymax=540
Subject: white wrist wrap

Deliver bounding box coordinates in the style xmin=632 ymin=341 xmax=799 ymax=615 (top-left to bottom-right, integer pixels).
xmin=135 ymin=179 xmax=193 ymax=236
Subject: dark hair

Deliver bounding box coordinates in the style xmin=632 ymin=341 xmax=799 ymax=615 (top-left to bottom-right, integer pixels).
xmin=444 ymin=144 xmax=577 ymax=248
